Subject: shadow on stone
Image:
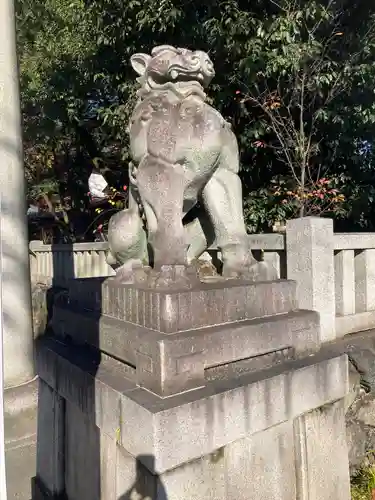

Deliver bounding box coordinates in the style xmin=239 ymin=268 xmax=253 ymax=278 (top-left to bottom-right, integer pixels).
xmin=32 ymin=245 xmax=102 ymax=499
xmin=117 ymin=455 xmax=168 ymax=500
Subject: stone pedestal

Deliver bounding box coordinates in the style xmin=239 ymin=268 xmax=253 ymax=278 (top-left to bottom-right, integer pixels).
xmin=34 ymin=277 xmax=351 ymax=500
xmin=51 ymin=277 xmax=321 ymax=397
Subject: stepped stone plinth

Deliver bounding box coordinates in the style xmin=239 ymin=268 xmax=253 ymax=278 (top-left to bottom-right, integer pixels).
xmin=52 ymin=276 xmax=320 ymax=397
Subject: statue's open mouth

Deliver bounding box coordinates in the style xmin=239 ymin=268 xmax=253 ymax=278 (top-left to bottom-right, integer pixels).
xmin=167 ymin=69 xmax=214 ymax=88
xmin=169 ymin=69 xmax=204 ymax=81
xmin=166 ymin=62 xmax=215 ymax=86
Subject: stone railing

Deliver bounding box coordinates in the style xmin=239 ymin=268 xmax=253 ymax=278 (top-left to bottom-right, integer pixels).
xmin=211 ymin=232 xmax=287 ymax=279
xmin=334 ymin=233 xmax=375 ymax=336
xmin=246 ymin=219 xmax=375 ymax=340
xmin=29 ymin=217 xmax=375 ymax=341
xmin=217 ymin=218 xmax=375 ymax=341
xmin=29 ymin=240 xmax=115 ymax=287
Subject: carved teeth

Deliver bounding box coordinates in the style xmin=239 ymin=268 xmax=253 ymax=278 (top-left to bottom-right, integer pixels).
xmin=170 ymin=69 xmax=178 ymax=80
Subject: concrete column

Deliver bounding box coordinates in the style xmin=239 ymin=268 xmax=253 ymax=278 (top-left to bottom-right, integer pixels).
xmin=286 ymin=217 xmax=335 ymax=343
xmin=0 ymin=0 xmax=35 ymax=386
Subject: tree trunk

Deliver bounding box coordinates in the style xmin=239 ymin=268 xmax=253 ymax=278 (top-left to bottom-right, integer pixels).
xmin=299 ymin=202 xmax=305 ymax=218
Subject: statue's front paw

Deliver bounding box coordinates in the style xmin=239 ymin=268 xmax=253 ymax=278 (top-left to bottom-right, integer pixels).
xmin=147 ymin=265 xmax=200 ymax=290
xmin=222 ymin=261 xmax=278 ymax=282
xmin=192 ymin=259 xmax=220 ymax=282
xmin=243 ymin=261 xmax=278 ymax=282
xmin=114 ymin=260 xmax=150 ymax=284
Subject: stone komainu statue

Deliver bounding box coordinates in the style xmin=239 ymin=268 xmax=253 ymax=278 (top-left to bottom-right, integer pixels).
xmin=107 ymin=45 xmax=274 ymax=286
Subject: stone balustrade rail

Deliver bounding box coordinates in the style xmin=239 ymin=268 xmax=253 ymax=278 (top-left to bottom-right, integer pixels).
xmin=29 ymin=217 xmax=375 ymax=340
xmin=29 ymin=240 xmax=115 ymax=287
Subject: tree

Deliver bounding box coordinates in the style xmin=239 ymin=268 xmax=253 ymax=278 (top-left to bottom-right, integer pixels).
xmin=239 ymin=0 xmax=375 ymax=220
xmin=16 ymin=0 xmax=375 ymax=234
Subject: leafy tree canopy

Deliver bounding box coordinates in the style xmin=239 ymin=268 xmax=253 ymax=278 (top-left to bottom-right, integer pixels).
xmin=16 ymin=0 xmax=375 ymax=232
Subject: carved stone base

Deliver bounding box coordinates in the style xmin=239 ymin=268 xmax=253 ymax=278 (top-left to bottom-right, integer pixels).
xmin=240 ymin=260 xmax=279 ymax=282
xmin=147 ymin=264 xmax=200 ymax=289
xmin=52 ymin=276 xmax=322 ymax=398
xmin=114 ymin=262 xmax=201 ymax=289
xmin=66 ymin=277 xmax=299 ymax=332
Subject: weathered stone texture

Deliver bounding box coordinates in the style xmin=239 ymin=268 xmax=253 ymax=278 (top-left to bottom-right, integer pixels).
xmin=35 ymin=334 xmax=351 ymax=500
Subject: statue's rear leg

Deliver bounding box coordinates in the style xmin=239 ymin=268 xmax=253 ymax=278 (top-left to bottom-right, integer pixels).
xmin=202 ymin=168 xmax=256 ymax=277
xmin=201 ymin=130 xmax=257 ymax=277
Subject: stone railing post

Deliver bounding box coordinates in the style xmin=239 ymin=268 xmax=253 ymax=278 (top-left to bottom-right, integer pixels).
xmin=286 ymin=217 xmax=335 ymax=343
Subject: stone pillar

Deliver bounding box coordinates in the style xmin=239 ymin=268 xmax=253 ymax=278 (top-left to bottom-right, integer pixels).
xmin=0 ymin=0 xmax=35 ymax=386
xmin=335 ymin=250 xmax=355 ymax=317
xmin=294 ymin=400 xmax=350 ymax=500
xmin=354 ymin=249 xmax=375 ymax=313
xmin=286 ymin=217 xmax=335 ymax=343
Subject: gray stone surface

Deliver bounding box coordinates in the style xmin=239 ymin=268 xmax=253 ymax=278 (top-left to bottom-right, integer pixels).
xmin=286 ymin=217 xmax=336 ymax=343
xmin=35 ymin=335 xmax=351 ymax=500
xmin=67 ymin=277 xmax=298 ymax=331
xmin=31 ymin=220 xmax=355 ymax=499
xmin=29 ymin=240 xmax=116 ymax=285
xmin=355 ymin=249 xmax=375 ymax=313
xmin=6 ymin=439 xmax=36 ymax=500
xmin=36 ymin=379 xmax=65 ymax=497
xmin=290 ymin=327 xmax=375 ymax=476
xmin=335 ymin=249 xmax=355 ymax=317
xmin=343 ymin=333 xmax=375 ymax=473
xmin=116 ymin=447 xmax=157 ymax=500
xmin=31 ymin=282 xmax=49 ymax=338
xmin=159 ymin=449 xmax=225 ymax=500
xmin=49 ymin=275 xmax=324 ymax=397
xmin=36 ymin=336 xmax=349 ymax=474
xmin=0 ymin=0 xmax=35 ymax=388
xmin=294 ymin=401 xmax=350 ymax=500
xmin=107 ymin=45 xmax=276 ymax=285
xmin=337 ymin=310 xmax=375 ymax=336
xmin=52 ymin=299 xmax=320 ymax=397
xmin=4 ymin=379 xmax=38 ymax=499
xmin=65 ymin=400 xmax=101 ymax=500
xmin=225 ymin=421 xmax=296 ymax=500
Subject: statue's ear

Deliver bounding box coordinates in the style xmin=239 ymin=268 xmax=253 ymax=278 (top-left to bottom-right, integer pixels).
xmin=130 ymin=53 xmax=151 ymax=76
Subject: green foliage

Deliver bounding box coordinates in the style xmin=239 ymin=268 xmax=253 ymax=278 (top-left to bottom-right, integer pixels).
xmin=244 ymin=174 xmax=349 ymax=232
xmin=351 ymin=464 xmax=375 ymax=499
xmin=15 ymin=0 xmax=375 ymax=232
